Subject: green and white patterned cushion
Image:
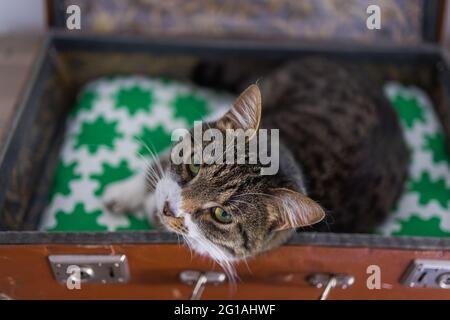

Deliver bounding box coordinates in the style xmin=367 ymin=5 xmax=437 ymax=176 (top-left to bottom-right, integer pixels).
xmin=40 ymin=77 xmax=450 ymax=237
xmin=39 ymin=77 xmax=233 ymax=231
xmin=378 ymin=83 xmax=450 ymax=237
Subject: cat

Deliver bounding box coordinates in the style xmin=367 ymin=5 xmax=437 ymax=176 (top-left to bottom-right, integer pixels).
xmin=103 ymin=58 xmax=409 ymax=270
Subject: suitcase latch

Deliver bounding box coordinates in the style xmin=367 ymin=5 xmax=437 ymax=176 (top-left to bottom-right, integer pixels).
xmin=308 ymin=273 xmax=355 ymax=300
xmin=179 ymin=270 xmax=227 ymax=300
xmin=48 ymin=255 xmax=129 ymax=285
xmin=401 ymin=259 xmax=450 ymax=289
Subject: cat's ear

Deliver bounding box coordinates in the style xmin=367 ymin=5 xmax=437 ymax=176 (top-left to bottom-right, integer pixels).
xmin=268 ymin=188 xmax=325 ymax=231
xmin=218 ymin=84 xmax=262 ymax=132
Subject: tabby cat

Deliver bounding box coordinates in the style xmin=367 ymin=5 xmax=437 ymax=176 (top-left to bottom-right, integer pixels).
xmin=103 ymin=58 xmax=409 ymax=270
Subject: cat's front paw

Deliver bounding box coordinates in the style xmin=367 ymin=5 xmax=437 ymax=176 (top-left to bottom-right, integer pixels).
xmin=102 ymin=174 xmax=147 ymax=215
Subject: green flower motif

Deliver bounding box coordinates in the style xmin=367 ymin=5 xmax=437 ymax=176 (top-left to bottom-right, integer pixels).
xmin=394 ymin=215 xmax=450 ymax=237
xmin=116 ymin=215 xmax=151 ymax=231
xmin=423 ymin=132 xmax=450 ymax=165
xmin=391 ymin=95 xmax=425 ymax=128
xmin=74 ymin=116 xmax=123 ymax=154
xmin=410 ymin=172 xmax=450 ymax=208
xmin=171 ymin=93 xmax=209 ymax=124
xmin=49 ymin=160 xmax=81 ymax=199
xmin=90 ymin=160 xmax=135 ymax=196
xmin=160 ymin=77 xmax=175 ymax=85
xmin=134 ymin=125 xmax=172 ymax=156
xmin=48 ymin=203 xmax=108 ymax=232
xmin=70 ymin=91 xmax=98 ymax=116
xmin=115 ymin=86 xmax=154 ymax=115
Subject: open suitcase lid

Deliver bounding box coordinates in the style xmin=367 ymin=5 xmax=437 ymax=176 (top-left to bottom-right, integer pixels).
xmin=49 ymin=0 xmax=444 ymax=45
xmin=2 ymin=1 xmax=450 ymax=251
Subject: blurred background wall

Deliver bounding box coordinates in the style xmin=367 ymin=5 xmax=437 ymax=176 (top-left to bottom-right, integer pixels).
xmin=1 ymin=0 xmax=450 ymax=46
xmin=0 ymin=0 xmax=46 ymax=34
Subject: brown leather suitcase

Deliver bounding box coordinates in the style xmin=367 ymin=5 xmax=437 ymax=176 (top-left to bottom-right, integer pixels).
xmin=0 ymin=0 xmax=449 ymax=299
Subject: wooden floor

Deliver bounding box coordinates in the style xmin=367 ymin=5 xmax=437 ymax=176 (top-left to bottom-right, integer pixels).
xmin=0 ymin=34 xmax=42 ymax=148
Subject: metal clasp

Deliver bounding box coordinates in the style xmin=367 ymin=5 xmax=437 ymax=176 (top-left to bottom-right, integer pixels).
xmin=401 ymin=259 xmax=450 ymax=289
xmin=48 ymin=255 xmax=129 ymax=284
xmin=308 ymin=273 xmax=355 ymax=300
xmin=179 ymin=270 xmax=227 ymax=300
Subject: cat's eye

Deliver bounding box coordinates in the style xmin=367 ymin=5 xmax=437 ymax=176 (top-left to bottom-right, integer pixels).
xmin=212 ymin=207 xmax=232 ymax=224
xmin=188 ymin=155 xmax=200 ymax=176
xmin=188 ymin=162 xmax=200 ymax=176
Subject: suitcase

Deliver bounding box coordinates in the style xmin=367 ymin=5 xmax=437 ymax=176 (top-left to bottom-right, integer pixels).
xmin=0 ymin=0 xmax=450 ymax=299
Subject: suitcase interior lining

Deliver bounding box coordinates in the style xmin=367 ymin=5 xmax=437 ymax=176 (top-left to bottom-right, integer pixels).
xmin=1 ymin=34 xmax=449 ymax=244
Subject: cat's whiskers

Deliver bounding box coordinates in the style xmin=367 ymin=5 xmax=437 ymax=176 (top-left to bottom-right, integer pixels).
xmin=241 ymin=256 xmax=253 ymax=275
xmin=228 ymin=202 xmax=245 ymax=217
xmin=186 ymin=227 xmax=237 ymax=282
xmin=134 ymin=137 xmax=166 ymax=179
xmin=134 ymin=137 xmax=168 ymax=194
xmin=181 ymin=234 xmax=194 ymax=260
xmin=135 ymin=152 xmax=159 ymax=188
xmin=229 ymin=198 xmax=257 ymax=210
xmin=136 ymin=152 xmax=160 ymax=190
xmin=234 ymin=192 xmax=282 ymax=201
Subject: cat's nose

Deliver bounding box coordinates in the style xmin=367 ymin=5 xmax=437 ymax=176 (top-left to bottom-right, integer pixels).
xmin=162 ymin=201 xmax=174 ymax=217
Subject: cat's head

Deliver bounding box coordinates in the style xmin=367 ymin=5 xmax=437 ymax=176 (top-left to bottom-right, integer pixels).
xmin=154 ymin=85 xmax=324 ymax=266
